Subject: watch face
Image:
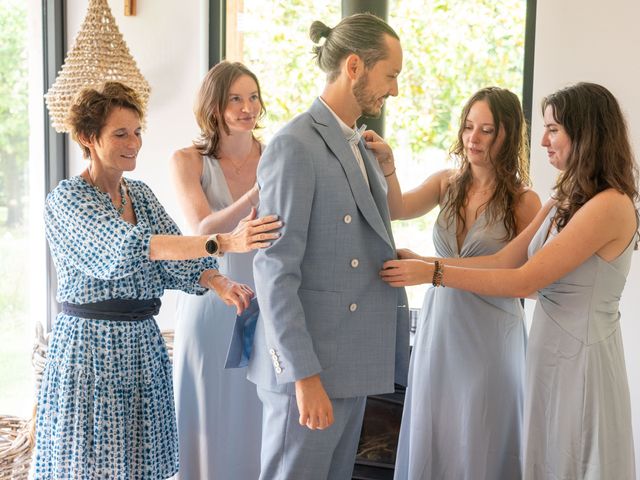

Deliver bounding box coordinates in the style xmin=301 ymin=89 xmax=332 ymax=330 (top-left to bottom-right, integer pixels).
xmin=205 ymin=238 xmax=219 ymax=255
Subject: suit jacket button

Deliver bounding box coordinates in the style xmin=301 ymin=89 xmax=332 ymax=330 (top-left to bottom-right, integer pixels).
xmin=350 ymin=258 xmax=359 ymax=268
xmin=349 ymin=303 xmax=358 ymax=312
xmin=273 ymin=360 xmax=280 ymax=368
xmin=269 ymin=348 xmax=276 ymax=355
xmin=343 ymin=214 xmax=352 ymax=224
xmin=275 ymin=367 xmax=282 ymax=374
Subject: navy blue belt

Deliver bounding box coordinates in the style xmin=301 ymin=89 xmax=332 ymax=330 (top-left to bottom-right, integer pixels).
xmin=61 ymin=298 xmax=161 ymax=321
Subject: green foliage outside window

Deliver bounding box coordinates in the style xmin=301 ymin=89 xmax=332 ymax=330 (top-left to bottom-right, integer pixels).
xmin=0 ymin=0 xmax=32 ymax=417
xmin=238 ymin=0 xmax=526 ymax=305
xmin=0 ymin=0 xmax=29 ymax=227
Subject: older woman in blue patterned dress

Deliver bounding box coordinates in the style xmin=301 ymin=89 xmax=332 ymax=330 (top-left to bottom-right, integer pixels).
xmin=32 ymin=82 xmax=281 ymax=479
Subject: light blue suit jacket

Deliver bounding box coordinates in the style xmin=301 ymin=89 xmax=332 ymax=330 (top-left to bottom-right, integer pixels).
xmin=247 ymin=98 xmax=410 ymax=399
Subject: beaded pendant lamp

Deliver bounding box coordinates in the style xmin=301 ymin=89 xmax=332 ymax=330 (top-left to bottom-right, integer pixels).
xmin=45 ymin=0 xmax=150 ymax=132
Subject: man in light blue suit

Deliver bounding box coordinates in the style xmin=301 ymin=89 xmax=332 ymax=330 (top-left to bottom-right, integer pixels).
xmin=248 ymin=12 xmax=410 ymax=480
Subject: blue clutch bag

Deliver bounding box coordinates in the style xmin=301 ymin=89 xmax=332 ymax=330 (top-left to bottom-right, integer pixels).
xmin=224 ymin=296 xmax=260 ymax=369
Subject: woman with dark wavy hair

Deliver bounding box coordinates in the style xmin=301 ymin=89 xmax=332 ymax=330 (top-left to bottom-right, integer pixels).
xmin=366 ymin=86 xmax=541 ymax=479
xmin=381 ymin=82 xmax=638 ymax=479
xmin=170 ymin=61 xmax=269 ymax=479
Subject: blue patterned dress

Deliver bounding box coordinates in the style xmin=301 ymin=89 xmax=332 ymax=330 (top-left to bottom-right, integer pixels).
xmin=33 ymin=176 xmax=217 ymax=479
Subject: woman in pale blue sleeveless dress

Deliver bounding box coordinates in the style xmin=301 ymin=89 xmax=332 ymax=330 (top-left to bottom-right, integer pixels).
xmin=380 ymin=83 xmax=638 ymax=479
xmin=395 ymin=207 xmax=528 ymax=479
xmin=173 ymin=157 xmax=263 ymax=479
xmin=524 ymin=207 xmax=636 ymax=479
xmin=171 ymin=62 xmax=276 ymax=479
xmin=366 ymin=87 xmax=541 ymax=479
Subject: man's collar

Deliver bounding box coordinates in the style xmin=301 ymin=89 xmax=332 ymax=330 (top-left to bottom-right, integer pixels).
xmin=317 ymin=96 xmax=365 ymax=144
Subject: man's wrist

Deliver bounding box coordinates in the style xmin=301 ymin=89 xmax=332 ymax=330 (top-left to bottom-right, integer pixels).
xmin=295 ymin=374 xmax=322 ymax=389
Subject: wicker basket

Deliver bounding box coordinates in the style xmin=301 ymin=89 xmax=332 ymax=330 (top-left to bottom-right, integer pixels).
xmin=0 ymin=414 xmax=34 ymax=480
xmin=0 ymin=322 xmax=47 ymax=478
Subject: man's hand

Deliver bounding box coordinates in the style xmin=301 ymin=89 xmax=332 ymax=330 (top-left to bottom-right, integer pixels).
xmin=294 ymin=374 xmax=334 ymax=430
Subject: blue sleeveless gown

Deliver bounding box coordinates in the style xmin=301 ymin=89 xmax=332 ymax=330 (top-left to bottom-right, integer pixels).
xmin=524 ymin=207 xmax=636 ymax=479
xmin=173 ymin=156 xmax=262 ymax=479
xmin=395 ymin=208 xmax=526 ymax=479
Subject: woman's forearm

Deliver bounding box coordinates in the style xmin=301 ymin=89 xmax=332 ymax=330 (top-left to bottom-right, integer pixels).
xmin=149 ymin=234 xmax=209 ymax=260
xmin=379 ymin=159 xmax=404 ymax=220
xmin=198 ymin=186 xmax=258 ymax=234
xmin=427 ymin=253 xmax=509 ymax=269
xmin=442 ymin=264 xmax=533 ymax=298
xmin=149 ymin=231 xmax=252 ymax=261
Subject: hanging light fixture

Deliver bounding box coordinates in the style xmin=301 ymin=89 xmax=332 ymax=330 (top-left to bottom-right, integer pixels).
xmin=45 ymin=0 xmax=150 ymax=132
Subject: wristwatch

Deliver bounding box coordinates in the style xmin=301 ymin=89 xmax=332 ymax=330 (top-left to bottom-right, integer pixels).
xmin=205 ymin=234 xmax=224 ymax=257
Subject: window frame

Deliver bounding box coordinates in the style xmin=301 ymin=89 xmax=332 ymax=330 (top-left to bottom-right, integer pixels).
xmin=42 ymin=0 xmax=66 ymax=329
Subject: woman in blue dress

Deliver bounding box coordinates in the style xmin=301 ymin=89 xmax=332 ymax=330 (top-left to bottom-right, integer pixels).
xmin=381 ymin=83 xmax=638 ymax=479
xmin=32 ymin=81 xmax=281 ymax=479
xmin=170 ymin=61 xmax=265 ymax=479
xmin=366 ymin=87 xmax=541 ymax=479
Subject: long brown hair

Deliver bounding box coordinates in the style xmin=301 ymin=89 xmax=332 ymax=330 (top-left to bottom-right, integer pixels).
xmin=443 ymin=87 xmax=531 ymax=240
xmin=193 ymin=61 xmax=265 ymax=157
xmin=542 ymin=82 xmax=639 ymax=232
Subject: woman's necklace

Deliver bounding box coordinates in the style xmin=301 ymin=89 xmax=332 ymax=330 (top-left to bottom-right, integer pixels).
xmin=87 ymin=169 xmax=128 ymax=216
xmin=115 ymin=180 xmax=128 ymax=216
xmin=467 ymin=184 xmax=495 ymax=196
xmin=225 ymin=140 xmax=256 ymax=175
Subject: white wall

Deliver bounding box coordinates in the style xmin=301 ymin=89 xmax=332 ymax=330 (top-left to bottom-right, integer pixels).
xmin=65 ymin=0 xmax=209 ymax=329
xmin=531 ymin=1 xmax=640 ymax=475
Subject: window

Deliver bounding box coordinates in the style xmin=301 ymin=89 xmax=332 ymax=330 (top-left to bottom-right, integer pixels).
xmin=223 ymin=0 xmax=527 ymax=306
xmin=224 ymin=0 xmax=340 ymax=140
xmin=388 ymin=0 xmax=527 ymax=305
xmin=0 ymin=0 xmax=47 ymax=417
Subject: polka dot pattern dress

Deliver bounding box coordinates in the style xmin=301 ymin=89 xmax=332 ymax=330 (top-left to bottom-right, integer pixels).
xmin=33 ymin=176 xmax=217 ymax=479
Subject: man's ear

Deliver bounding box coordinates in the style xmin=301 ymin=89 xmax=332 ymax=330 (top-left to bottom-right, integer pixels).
xmin=344 ymin=53 xmax=364 ymax=81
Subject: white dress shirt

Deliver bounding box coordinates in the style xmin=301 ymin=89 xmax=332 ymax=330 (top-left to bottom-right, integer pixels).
xmin=318 ymin=97 xmax=370 ymax=188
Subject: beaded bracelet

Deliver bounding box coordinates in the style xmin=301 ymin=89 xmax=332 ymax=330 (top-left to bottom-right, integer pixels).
xmin=432 ymin=260 xmax=444 ymax=287
xmin=384 ymin=167 xmax=396 ymax=178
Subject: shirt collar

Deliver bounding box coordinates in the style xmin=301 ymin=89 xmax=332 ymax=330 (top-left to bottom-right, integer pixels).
xmin=318 ymin=97 xmax=366 ymax=145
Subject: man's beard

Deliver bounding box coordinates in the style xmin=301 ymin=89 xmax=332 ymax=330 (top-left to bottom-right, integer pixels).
xmin=353 ymin=72 xmax=383 ymax=119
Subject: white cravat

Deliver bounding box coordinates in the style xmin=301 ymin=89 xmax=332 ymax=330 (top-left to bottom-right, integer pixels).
xmin=319 ymin=97 xmax=370 ymax=188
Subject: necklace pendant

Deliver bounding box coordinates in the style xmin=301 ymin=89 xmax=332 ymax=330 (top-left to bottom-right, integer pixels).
xmin=117 ymin=179 xmax=128 ymax=216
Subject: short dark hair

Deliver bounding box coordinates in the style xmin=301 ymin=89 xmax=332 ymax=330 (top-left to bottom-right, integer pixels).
xmin=67 ymin=81 xmax=144 ymax=158
xmin=310 ymin=13 xmax=399 ymax=82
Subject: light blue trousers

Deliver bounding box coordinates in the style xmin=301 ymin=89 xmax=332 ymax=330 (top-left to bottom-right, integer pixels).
xmin=257 ymin=386 xmax=366 ymax=480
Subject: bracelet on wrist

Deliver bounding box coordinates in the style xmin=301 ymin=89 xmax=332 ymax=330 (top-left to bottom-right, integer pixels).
xmin=384 ymin=167 xmax=396 ymax=178
xmin=432 ymin=260 xmax=445 ymax=287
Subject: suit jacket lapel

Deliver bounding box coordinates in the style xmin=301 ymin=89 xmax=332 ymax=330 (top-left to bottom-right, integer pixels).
xmin=309 ymin=99 xmax=392 ymax=248
xmin=359 ymin=141 xmax=395 ymax=247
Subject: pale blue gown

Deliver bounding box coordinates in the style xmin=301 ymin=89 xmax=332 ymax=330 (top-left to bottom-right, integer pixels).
xmin=523 ymin=207 xmax=636 ymax=479
xmin=395 ymin=207 xmax=527 ymax=480
xmin=173 ymin=156 xmax=262 ymax=479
